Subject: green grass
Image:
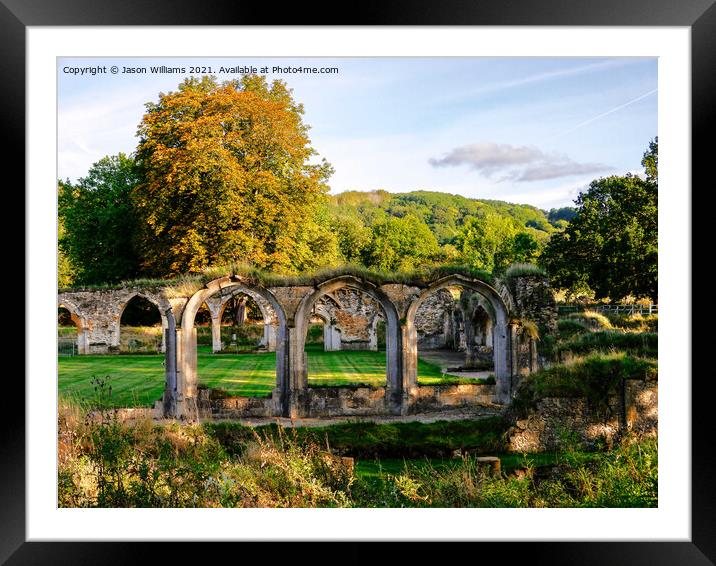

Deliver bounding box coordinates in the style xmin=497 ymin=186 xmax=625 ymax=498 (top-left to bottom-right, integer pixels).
xmin=206 ymin=417 xmax=510 ymax=459
xmin=58 ymin=347 xmax=466 ymax=407
xmin=354 ymin=452 xmax=592 ymax=479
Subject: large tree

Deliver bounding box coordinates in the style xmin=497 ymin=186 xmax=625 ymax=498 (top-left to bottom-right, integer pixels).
xmin=132 ymin=75 xmax=335 ymax=276
xmin=58 ymin=154 xmax=141 ymax=285
xmin=541 ymin=139 xmax=658 ymax=301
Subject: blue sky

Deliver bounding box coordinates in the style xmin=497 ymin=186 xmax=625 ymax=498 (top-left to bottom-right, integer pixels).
xmin=58 ymin=57 xmax=657 ymax=209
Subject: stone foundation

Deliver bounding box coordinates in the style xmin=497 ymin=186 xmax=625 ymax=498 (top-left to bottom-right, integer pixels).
xmin=506 ymin=379 xmax=658 ymax=452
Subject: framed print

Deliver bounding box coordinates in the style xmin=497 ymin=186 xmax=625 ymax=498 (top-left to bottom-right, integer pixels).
xmin=7 ymin=0 xmax=714 ymax=562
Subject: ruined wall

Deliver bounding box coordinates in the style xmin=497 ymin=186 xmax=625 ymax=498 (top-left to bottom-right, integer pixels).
xmin=194 ymin=388 xmax=277 ymax=419
xmin=504 ymin=274 xmax=558 ymax=335
xmin=58 ymin=287 xmax=170 ymax=353
xmin=506 ymin=378 xmax=658 ymax=452
xmin=414 ymin=288 xmax=456 ymax=349
xmin=313 ymin=288 xmax=384 ymax=350
xmin=306 ymin=386 xmax=388 ymax=417
xmin=180 ymin=383 xmax=497 ymax=420
xmin=59 ymin=270 xmax=562 ymax=419
xmin=407 ymin=384 xmax=496 ymax=413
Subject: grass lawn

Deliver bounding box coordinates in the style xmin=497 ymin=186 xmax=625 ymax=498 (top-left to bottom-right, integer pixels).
xmin=58 ymin=345 xmax=467 ymax=408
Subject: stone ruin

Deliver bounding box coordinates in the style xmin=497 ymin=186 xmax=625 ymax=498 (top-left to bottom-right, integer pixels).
xmin=58 ymin=270 xmax=559 ymax=420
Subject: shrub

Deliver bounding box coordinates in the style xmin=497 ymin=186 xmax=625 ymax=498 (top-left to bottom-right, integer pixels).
xmin=512 ymin=353 xmax=657 ymax=416
xmin=605 ymin=313 xmax=658 ymax=332
xmin=558 ymin=331 xmax=657 ymax=359
xmin=557 ymin=319 xmax=591 ymax=338
xmin=566 ymin=310 xmax=612 ymax=330
xmin=503 ymin=263 xmax=546 ymax=279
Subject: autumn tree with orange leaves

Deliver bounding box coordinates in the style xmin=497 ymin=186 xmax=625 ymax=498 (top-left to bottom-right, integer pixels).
xmin=132 ymin=75 xmax=338 ymax=276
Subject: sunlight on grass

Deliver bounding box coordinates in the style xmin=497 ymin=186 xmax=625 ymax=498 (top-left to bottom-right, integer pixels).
xmin=59 ymin=347 xmax=473 ymax=408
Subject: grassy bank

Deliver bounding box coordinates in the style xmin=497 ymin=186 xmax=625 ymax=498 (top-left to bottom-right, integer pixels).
xmin=58 ymin=404 xmax=657 ymax=508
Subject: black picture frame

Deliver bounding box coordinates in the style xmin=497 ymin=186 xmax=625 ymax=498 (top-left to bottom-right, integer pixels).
xmin=6 ymin=0 xmax=712 ymax=562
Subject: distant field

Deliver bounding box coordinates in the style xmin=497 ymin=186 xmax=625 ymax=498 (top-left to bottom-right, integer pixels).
xmin=58 ymin=345 xmax=449 ymax=408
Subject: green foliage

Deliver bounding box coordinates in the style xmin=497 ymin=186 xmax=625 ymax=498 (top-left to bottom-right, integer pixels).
xmin=503 ymin=262 xmax=546 ymax=279
xmin=542 ymin=140 xmax=658 ymax=301
xmin=514 ymin=353 xmax=657 ymax=414
xmin=59 ymin=407 xmax=657 ymax=508
xmin=57 ymin=211 xmax=78 ymax=287
xmin=558 ymin=331 xmax=657 ymax=359
xmin=547 ymin=207 xmax=577 ymax=225
xmin=328 ymin=190 xmax=553 ymax=274
xmin=455 ymin=213 xmax=518 ymax=271
xmin=58 ymin=154 xmax=142 ymax=285
xmin=207 ymin=418 xmax=510 ymax=460
xmin=605 ymin=313 xmax=658 ymax=332
xmin=364 ymin=215 xmax=441 ymax=271
xmin=566 ymin=310 xmax=612 ymax=330
xmin=557 ymin=319 xmax=591 ymax=338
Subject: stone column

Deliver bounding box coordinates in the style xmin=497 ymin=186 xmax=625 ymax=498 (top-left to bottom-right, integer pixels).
xmin=162 ymin=311 xmax=177 ymax=418
xmin=76 ymin=328 xmax=89 ymax=355
xmin=211 ymin=315 xmax=222 ymax=353
xmin=382 ymin=318 xmax=403 ymax=415
xmin=287 ymin=325 xmax=308 ymax=418
xmin=177 ymin=326 xmax=199 ymax=420
xmin=401 ymin=323 xmax=418 ymax=394
xmin=493 ymin=321 xmax=511 ymax=404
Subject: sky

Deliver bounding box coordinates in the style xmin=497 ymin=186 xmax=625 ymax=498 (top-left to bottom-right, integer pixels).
xmin=58 ymin=56 xmax=657 ymax=209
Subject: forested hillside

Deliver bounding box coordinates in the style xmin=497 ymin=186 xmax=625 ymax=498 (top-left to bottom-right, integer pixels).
xmin=327 ymin=190 xmax=560 ymax=272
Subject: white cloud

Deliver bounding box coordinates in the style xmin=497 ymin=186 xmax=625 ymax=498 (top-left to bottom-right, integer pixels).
xmin=429 ymin=142 xmax=611 ymax=182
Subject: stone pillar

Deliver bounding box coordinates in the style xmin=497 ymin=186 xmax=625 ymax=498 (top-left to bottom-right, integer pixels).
xmin=76 ymin=329 xmax=89 ymax=355
xmin=177 ymin=327 xmax=199 ymax=421
xmin=383 ymin=318 xmax=404 ymax=415
xmin=163 ymin=312 xmax=177 ymax=418
xmin=287 ymin=325 xmax=308 ymax=418
xmin=211 ymin=315 xmax=222 ymax=353
xmin=401 ymin=324 xmax=418 ymax=394
xmin=493 ymin=321 xmax=511 ymax=404
xmin=267 ymin=323 xmax=278 ymax=352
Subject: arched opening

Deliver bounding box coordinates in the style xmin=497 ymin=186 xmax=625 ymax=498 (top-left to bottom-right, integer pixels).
xmin=119 ymin=295 xmax=163 ymax=353
xmin=217 ymin=291 xmax=267 ymax=353
xmin=304 ymin=288 xmax=387 ymax=387
xmin=406 ymin=276 xmax=511 ymax=403
xmin=291 ymin=277 xmax=402 ymax=416
xmin=179 ymin=279 xmax=288 ymax=409
xmin=193 ymin=302 xmax=213 ymax=353
xmin=419 ymin=288 xmax=497 ymax=381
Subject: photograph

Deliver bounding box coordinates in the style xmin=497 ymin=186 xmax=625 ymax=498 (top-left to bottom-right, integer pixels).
xmin=55 ymin=55 xmax=660 ymax=510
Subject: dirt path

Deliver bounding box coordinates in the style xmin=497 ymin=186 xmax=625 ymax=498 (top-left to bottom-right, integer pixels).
xmin=419 ymin=349 xmax=494 ymax=380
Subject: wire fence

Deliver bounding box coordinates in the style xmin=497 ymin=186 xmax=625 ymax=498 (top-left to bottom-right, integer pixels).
xmin=58 ymin=338 xmax=78 ymax=356
xmin=557 ymin=303 xmax=658 ymax=316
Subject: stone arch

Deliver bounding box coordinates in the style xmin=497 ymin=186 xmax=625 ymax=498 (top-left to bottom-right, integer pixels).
xmin=291 ymin=275 xmax=402 ymax=414
xmin=57 ymin=297 xmax=89 ymax=354
xmin=210 ymin=286 xmax=279 ymax=353
xmin=179 ymin=277 xmax=288 ymax=416
xmin=405 ymin=275 xmax=513 ymax=403
xmin=115 ymin=291 xmax=170 ymax=353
